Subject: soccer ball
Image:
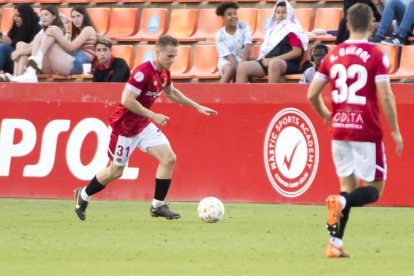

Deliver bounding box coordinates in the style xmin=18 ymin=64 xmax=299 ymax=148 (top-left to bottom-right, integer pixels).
xmin=197 ymin=197 xmax=225 ymax=223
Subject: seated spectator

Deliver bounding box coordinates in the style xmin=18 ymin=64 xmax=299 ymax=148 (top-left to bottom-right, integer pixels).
xmin=369 ymin=0 xmax=414 ymax=46
xmin=299 ymin=44 xmax=329 ymax=84
xmin=93 ymin=37 xmax=130 ymax=82
xmin=215 ymin=2 xmax=252 ymax=83
xmin=236 ymin=0 xmax=308 ymax=83
xmin=12 ymin=6 xmax=97 ymax=83
xmin=0 ymin=4 xmax=41 ymax=75
xmin=336 ymin=0 xmax=382 ymax=44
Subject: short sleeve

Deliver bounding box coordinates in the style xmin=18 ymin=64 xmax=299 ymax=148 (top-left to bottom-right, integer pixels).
xmin=215 ymin=30 xmax=232 ymax=58
xmin=287 ymin=33 xmax=303 ymax=48
xmin=125 ymin=67 xmax=147 ymax=95
xmin=374 ymin=51 xmax=390 ymax=83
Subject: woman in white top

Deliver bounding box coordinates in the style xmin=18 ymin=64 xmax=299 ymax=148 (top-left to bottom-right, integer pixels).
xmin=215 ymin=2 xmax=252 ymax=83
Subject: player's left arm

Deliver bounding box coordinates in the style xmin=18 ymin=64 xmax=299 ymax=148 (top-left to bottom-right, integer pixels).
xmin=163 ymin=85 xmax=218 ymax=116
xmin=307 ymin=78 xmax=331 ymax=125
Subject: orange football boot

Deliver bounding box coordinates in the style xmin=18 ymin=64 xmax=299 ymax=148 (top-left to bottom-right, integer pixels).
xmin=326 ymin=242 xmax=351 ymax=258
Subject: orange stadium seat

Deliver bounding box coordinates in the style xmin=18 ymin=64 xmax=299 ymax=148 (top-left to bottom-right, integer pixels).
xmin=174 ymin=0 xmax=201 ymax=2
xmin=1 ymin=8 xmax=14 ymax=34
xmin=119 ymin=0 xmax=145 ymax=2
xmin=251 ymin=44 xmax=261 ymax=59
xmin=165 ymin=9 xmax=198 ymax=41
xmin=87 ymin=8 xmax=111 ymax=35
xmin=252 ymin=9 xmax=273 ymax=42
xmin=111 ymin=45 xmax=134 ymax=69
xmin=117 ymin=8 xmax=168 ymax=42
xmin=294 ymin=8 xmax=313 ymax=32
xmin=105 ymin=8 xmax=139 ymax=40
xmin=390 ymin=45 xmax=414 ymax=79
xmin=58 ymin=8 xmax=72 ymax=19
xmin=376 ymin=44 xmax=399 ymax=74
xmin=8 ymin=0 xmax=36 ymax=3
xmin=183 ymin=45 xmax=220 ymax=79
xmin=37 ymin=0 xmax=62 ymax=3
xmin=185 ymin=9 xmax=224 ymax=42
xmin=311 ymin=8 xmax=342 ymax=42
xmin=170 ymin=45 xmax=191 ymax=79
xmin=238 ymin=8 xmax=257 ymax=35
xmin=149 ymin=0 xmax=173 ymax=2
xmin=133 ymin=44 xmax=156 ymax=68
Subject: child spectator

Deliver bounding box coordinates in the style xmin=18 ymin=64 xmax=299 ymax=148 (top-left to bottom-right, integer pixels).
xmin=93 ymin=36 xmax=130 ymax=82
xmin=215 ymin=2 xmax=252 ymax=83
xmin=299 ymin=44 xmax=329 ymax=84
xmin=236 ymin=0 xmax=308 ymax=83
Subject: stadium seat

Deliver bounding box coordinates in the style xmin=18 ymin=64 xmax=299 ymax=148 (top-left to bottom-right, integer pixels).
xmin=134 ymin=44 xmax=156 ymax=68
xmin=184 ymin=9 xmax=224 ymax=42
xmin=251 ymin=44 xmax=262 ymax=59
xmin=293 ymin=8 xmax=313 ymax=33
xmin=120 ymin=0 xmax=145 ymax=2
xmin=37 ymin=0 xmax=62 ymax=3
xmin=105 ymin=8 xmax=139 ymax=40
xmin=376 ymin=44 xmax=399 ymax=74
xmin=237 ymin=8 xmax=257 ymax=35
xmin=64 ymin=0 xmax=89 ymax=3
xmin=1 ymin=8 xmax=14 ymax=34
xmin=181 ymin=45 xmax=220 ymax=79
xmin=149 ymin=0 xmax=173 ymax=2
xmin=390 ymin=45 xmax=414 ymax=79
xmin=170 ymin=45 xmax=192 ymax=79
xmin=310 ymin=8 xmax=342 ymax=42
xmin=58 ymin=8 xmax=72 ymax=19
xmin=87 ymin=8 xmax=111 ymax=35
xmin=117 ymin=8 xmax=168 ymax=42
xmin=252 ymin=9 xmax=273 ymax=42
xmin=174 ymin=0 xmax=201 ymax=2
xmin=8 ymin=0 xmax=36 ymax=3
xmin=165 ymin=9 xmax=198 ymax=42
xmin=111 ymin=45 xmax=134 ymax=69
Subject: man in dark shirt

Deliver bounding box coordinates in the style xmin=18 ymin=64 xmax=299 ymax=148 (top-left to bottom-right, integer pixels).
xmin=93 ymin=37 xmax=130 ymax=82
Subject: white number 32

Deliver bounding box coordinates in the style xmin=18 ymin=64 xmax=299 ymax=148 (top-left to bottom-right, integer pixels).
xmin=330 ymin=64 xmax=367 ymax=105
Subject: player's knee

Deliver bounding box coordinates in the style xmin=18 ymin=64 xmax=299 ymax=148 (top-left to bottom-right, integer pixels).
xmin=162 ymin=153 xmax=176 ymax=167
xmin=110 ymin=166 xmax=124 ymax=179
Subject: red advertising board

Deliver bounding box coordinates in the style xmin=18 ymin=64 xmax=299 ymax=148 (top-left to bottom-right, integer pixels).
xmin=0 ymin=83 xmax=413 ymax=206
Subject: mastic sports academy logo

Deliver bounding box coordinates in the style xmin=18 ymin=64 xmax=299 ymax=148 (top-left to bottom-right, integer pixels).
xmin=264 ymin=108 xmax=319 ymax=198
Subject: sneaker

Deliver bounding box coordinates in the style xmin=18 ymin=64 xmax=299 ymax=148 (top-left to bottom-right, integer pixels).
xmin=74 ymin=188 xmax=88 ymax=221
xmin=150 ymin=204 xmax=181 ymax=220
xmin=326 ymin=195 xmax=342 ymax=236
xmin=0 ymin=73 xmax=11 ymax=82
xmin=326 ymin=242 xmax=351 ymax=258
xmin=381 ymin=35 xmax=405 ymax=46
xmin=11 ymin=67 xmax=38 ymax=83
xmin=28 ymin=52 xmax=43 ymax=73
xmin=368 ymin=35 xmax=384 ymax=43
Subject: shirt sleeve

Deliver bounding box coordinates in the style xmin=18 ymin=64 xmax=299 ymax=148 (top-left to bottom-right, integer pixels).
xmin=126 ymin=66 xmax=147 ymax=95
xmin=287 ymin=33 xmax=303 ymax=48
xmin=315 ymin=56 xmax=329 ymax=82
xmin=374 ymin=51 xmax=390 ymax=83
xmin=216 ymin=30 xmax=232 ymax=58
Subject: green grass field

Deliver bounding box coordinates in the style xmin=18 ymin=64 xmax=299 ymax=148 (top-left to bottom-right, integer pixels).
xmin=0 ymin=199 xmax=413 ymax=275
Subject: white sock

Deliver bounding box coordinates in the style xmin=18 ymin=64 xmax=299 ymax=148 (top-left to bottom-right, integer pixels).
xmin=330 ymin=237 xmax=343 ymax=247
xmin=80 ymin=187 xmax=91 ymax=201
xmin=36 ymin=51 xmax=44 ymax=61
xmin=26 ymin=67 xmax=36 ymax=74
xmin=339 ymin=195 xmax=346 ymax=210
xmin=152 ymin=199 xmax=165 ymax=208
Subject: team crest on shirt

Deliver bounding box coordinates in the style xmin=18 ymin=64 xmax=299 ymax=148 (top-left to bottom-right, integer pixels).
xmin=264 ymin=108 xmax=319 ymax=198
xmin=134 ymin=71 xmax=144 ymax=82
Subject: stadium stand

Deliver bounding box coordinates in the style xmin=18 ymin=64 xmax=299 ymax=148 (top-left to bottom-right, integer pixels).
xmin=376 ymin=44 xmax=399 ymax=74
xmin=170 ymin=45 xmax=191 ymax=78
xmin=105 ymin=8 xmax=138 ymax=40
xmin=178 ymin=44 xmax=220 ymax=79
xmin=165 ymin=9 xmax=198 ymax=42
xmin=237 ymin=8 xmax=257 ymax=35
xmin=294 ymin=8 xmax=313 ymax=32
xmin=133 ymin=44 xmax=156 ymax=68
xmin=117 ymin=8 xmax=168 ymax=42
xmin=185 ymin=9 xmax=224 ymax=42
xmin=87 ymin=7 xmax=110 ymax=35
xmin=390 ymin=45 xmax=414 ymax=80
xmin=252 ymin=9 xmax=273 ymax=42
xmin=1 ymin=8 xmax=14 ymax=34
xmin=111 ymin=44 xmax=133 ymax=69
xmin=310 ymin=8 xmax=342 ymax=41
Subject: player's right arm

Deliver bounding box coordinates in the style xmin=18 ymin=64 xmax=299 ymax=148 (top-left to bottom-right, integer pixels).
xmin=307 ymin=78 xmax=331 ymax=125
xmin=376 ymin=81 xmax=403 ymax=156
xmin=121 ymin=88 xmax=170 ymax=126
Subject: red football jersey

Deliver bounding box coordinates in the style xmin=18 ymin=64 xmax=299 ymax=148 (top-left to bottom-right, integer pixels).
xmin=108 ymin=60 xmax=172 ymax=137
xmin=315 ymin=40 xmax=390 ymax=142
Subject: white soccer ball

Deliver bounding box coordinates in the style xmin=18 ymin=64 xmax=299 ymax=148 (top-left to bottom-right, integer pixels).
xmin=197 ymin=197 xmax=225 ymax=223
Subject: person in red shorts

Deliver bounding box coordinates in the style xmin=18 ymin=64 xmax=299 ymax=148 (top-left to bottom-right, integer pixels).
xmin=74 ymin=35 xmax=218 ymax=221
xmin=307 ymin=3 xmax=403 ymax=257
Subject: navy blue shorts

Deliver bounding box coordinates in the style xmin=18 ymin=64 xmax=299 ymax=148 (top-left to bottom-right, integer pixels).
xmin=256 ymin=59 xmax=299 ymax=75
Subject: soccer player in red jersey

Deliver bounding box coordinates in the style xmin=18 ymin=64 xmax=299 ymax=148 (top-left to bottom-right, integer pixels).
xmin=307 ymin=3 xmax=403 ymax=257
xmin=74 ymin=35 xmax=218 ymax=220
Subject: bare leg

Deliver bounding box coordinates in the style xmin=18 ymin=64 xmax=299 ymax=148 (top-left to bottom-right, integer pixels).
xmin=220 ymin=63 xmax=236 ymax=83
xmin=42 ymin=44 xmax=75 ymax=75
xmin=96 ymin=163 xmax=125 ymax=186
xmin=268 ymin=58 xmax=287 ymax=83
xmin=147 ymin=144 xmax=176 ymax=179
xmin=236 ymin=60 xmax=265 ymax=83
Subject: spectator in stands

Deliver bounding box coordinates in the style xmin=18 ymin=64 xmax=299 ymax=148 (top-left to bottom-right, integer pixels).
xmin=0 ymin=4 xmax=40 ymax=76
xmin=11 ymin=6 xmax=97 ymax=83
xmin=299 ymin=44 xmax=329 ymax=84
xmin=369 ymin=0 xmax=414 ymax=46
xmin=236 ymin=0 xmax=308 ymax=83
xmin=93 ymin=36 xmax=130 ymax=82
xmin=1 ymin=6 xmax=70 ymax=81
xmin=336 ymin=0 xmax=382 ymax=44
xmin=215 ymin=2 xmax=252 ymax=83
